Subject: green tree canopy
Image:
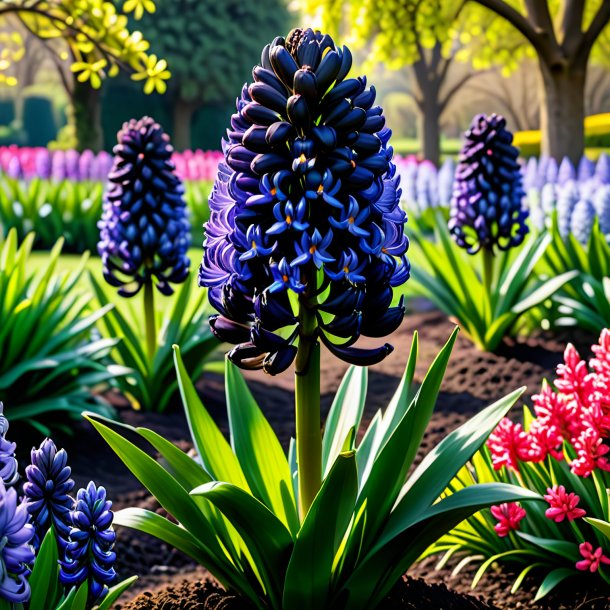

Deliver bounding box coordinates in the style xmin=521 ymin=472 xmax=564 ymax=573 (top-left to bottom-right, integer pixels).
xmin=135 ymin=0 xmax=292 ymax=149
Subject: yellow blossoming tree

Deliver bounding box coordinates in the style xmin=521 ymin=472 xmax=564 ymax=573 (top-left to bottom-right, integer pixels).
xmin=0 ymin=0 xmax=171 ymax=149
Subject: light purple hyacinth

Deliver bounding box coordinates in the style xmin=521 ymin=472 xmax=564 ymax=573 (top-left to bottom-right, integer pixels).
xmin=0 ymin=404 xmax=18 ymax=488
xmin=95 ymin=151 xmax=113 ymax=182
xmin=540 ymin=182 xmax=557 ymax=215
xmin=6 ymin=156 xmax=23 ymax=179
xmin=34 ymin=149 xmax=52 ymax=179
xmin=65 ymin=149 xmax=80 ymax=181
xmin=578 ymin=156 xmax=595 ymax=182
xmin=522 ymin=156 xmax=538 ymax=192
xmin=571 ymin=198 xmax=596 ymax=244
xmin=545 ymin=156 xmax=558 ymax=185
xmin=594 ymin=185 xmax=610 ymax=234
xmin=0 ymin=480 xmax=35 ymax=604
xmin=51 ymin=150 xmax=66 ymax=181
xmin=557 ymin=157 xmax=576 ymax=186
xmin=556 ymin=180 xmax=579 ymax=237
xmin=78 ymin=150 xmax=95 ymax=181
xmin=438 ymin=157 xmax=455 ymax=208
xmin=596 ymin=153 xmax=610 ymax=185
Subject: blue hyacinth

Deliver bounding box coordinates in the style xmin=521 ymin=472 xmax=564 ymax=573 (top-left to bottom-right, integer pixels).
xmin=59 ymin=482 xmax=116 ymax=604
xmin=438 ymin=157 xmax=455 ymax=208
xmin=578 ymin=156 xmax=595 ymax=182
xmin=98 ymin=117 xmax=190 ymax=297
xmin=0 ymin=480 xmax=35 ymax=604
xmin=596 ymin=153 xmax=610 ymax=185
xmin=448 ymin=113 xmax=528 ymax=254
xmin=23 ymin=438 xmax=75 ymax=549
xmin=199 ymin=28 xmax=409 ymax=373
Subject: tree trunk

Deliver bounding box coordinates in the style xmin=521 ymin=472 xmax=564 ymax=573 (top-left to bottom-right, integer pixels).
xmin=538 ymin=59 xmax=586 ymax=164
xmin=73 ymin=80 xmax=103 ymax=152
xmin=173 ymin=99 xmax=199 ymax=151
xmin=417 ymin=102 xmax=441 ymax=166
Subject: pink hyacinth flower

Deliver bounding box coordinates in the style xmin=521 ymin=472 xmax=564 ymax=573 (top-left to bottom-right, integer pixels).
xmin=576 ymin=542 xmax=610 ymax=572
xmin=490 ymin=503 xmax=526 ymax=537
xmin=543 ymin=485 xmax=586 ymax=522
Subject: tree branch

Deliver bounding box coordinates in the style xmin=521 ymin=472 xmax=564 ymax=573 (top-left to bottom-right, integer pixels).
xmin=439 ymin=69 xmax=482 ymax=113
xmin=471 ymin=0 xmax=544 ymax=52
xmin=579 ymin=0 xmax=610 ymax=60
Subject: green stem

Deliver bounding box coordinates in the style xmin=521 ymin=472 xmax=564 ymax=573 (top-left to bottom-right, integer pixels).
xmin=143 ymin=280 xmax=156 ymax=365
xmin=294 ymin=307 xmax=321 ymax=520
xmin=482 ymin=248 xmax=495 ymax=322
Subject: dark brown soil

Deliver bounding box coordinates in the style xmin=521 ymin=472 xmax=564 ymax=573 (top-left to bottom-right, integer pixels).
xmin=119 ymin=574 xmax=497 ymax=610
xmin=12 ymin=311 xmax=605 ymax=610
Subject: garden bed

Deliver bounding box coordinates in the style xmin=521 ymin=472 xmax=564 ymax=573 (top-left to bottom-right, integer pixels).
xmin=13 ymin=311 xmax=603 ymax=609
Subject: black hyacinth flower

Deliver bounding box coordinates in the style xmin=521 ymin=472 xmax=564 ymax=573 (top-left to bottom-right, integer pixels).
xmin=0 ymin=481 xmax=35 ymax=605
xmin=59 ymin=482 xmax=116 ymax=604
xmin=448 ymin=114 xmax=528 ymax=254
xmin=23 ymin=438 xmax=75 ymax=549
xmin=0 ymin=403 xmax=18 ymax=488
xmin=199 ymin=28 xmax=410 ymax=374
xmin=98 ymin=117 xmax=190 ymax=297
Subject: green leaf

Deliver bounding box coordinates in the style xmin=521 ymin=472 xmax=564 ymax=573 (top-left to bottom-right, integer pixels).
xmin=114 ymin=507 xmax=209 ymax=563
xmin=356 ymin=329 xmax=458 ymax=549
xmin=283 ymin=451 xmax=358 ymax=610
xmin=225 ymin=361 xmax=298 ymax=535
xmin=85 ymin=415 xmax=242 ymax=588
xmin=534 ymin=568 xmax=575 ymax=601
xmin=192 ymin=481 xmax=293 ymax=610
xmin=517 ymin=532 xmax=578 ymax=561
xmin=94 ymin=576 xmax=138 ymax=610
xmin=512 ymin=271 xmax=578 ymax=314
xmin=322 ymin=365 xmax=367 ymax=476
xmin=339 ymin=483 xmax=539 ymax=610
xmin=583 ymin=517 xmax=610 ymax=541
xmin=173 ymin=346 xmax=249 ymax=490
xmin=28 ymin=529 xmax=60 ymax=610
xmin=70 ymin=581 xmax=89 ymax=610
xmin=389 ymin=386 xmax=525 ymax=530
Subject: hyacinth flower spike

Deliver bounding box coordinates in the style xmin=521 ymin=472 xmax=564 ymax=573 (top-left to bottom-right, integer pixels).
xmin=59 ymin=482 xmax=117 ymax=605
xmin=199 ymin=27 xmax=410 ymax=515
xmin=98 ymin=117 xmax=191 ymax=362
xmin=449 ymin=113 xmax=528 ymax=298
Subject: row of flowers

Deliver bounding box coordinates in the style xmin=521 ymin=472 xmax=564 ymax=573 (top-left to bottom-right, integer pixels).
xmin=0 ymin=146 xmax=223 ymax=183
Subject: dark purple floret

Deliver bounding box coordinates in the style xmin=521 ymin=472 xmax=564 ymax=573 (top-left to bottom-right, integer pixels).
xmin=0 ymin=480 xmax=35 ymax=604
xmin=98 ymin=116 xmax=191 ymax=297
xmin=23 ymin=438 xmax=75 ymax=549
xmin=199 ymin=28 xmax=410 ymax=374
xmin=449 ymin=114 xmax=528 ymax=254
xmin=59 ymin=482 xmax=116 ymax=604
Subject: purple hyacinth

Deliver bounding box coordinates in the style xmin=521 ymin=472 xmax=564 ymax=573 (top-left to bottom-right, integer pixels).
xmin=0 ymin=404 xmax=18 ymax=488
xmin=199 ymin=28 xmax=409 ymax=373
xmin=438 ymin=157 xmax=455 ymax=207
xmin=98 ymin=117 xmax=190 ymax=297
xmin=0 ymin=480 xmax=35 ymax=604
xmin=51 ymin=150 xmax=66 ymax=182
xmin=23 ymin=438 xmax=75 ymax=549
xmin=448 ymin=114 xmax=528 ymax=254
xmin=59 ymin=482 xmax=116 ymax=604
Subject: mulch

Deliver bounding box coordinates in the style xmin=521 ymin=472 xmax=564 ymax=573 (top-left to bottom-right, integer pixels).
xmin=12 ymin=311 xmax=608 ymax=609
